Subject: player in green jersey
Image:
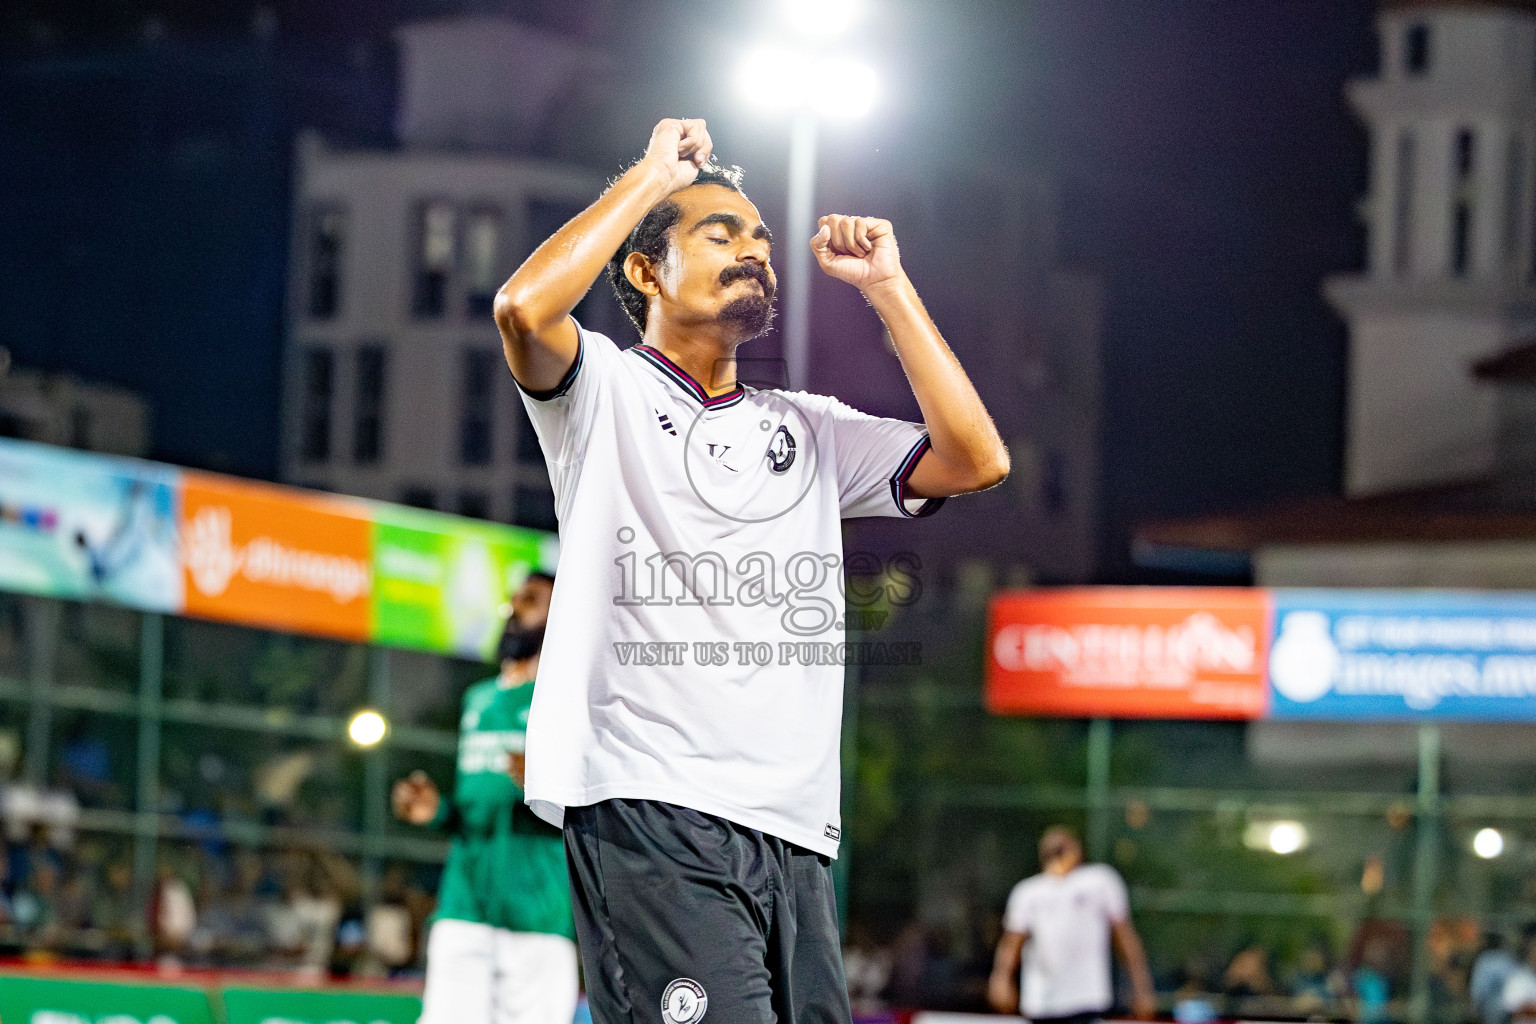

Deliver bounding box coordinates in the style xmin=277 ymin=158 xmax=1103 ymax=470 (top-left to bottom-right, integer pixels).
xmin=392 ymin=571 xmax=576 ymax=1024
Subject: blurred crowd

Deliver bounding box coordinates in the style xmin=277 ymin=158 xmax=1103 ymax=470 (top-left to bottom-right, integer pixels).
xmin=0 ymin=819 xmax=439 ymax=979
xmin=839 ymin=911 xmax=1536 ymax=1024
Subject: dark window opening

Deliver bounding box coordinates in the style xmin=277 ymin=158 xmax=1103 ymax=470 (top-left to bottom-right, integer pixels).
xmin=307 ymin=209 xmax=346 ymax=320
xmin=1505 ymin=136 xmax=1524 ymax=259
xmin=465 ymin=208 xmax=502 ymax=320
xmin=69 ymin=407 xmax=91 ymax=449
xmin=353 ymin=345 xmax=386 ymax=465
xmin=459 ymin=348 xmax=498 ymax=466
xmin=1393 ymin=132 xmax=1415 ymax=277
xmin=300 ymin=347 xmax=334 ymax=463
xmin=1453 ymin=203 xmax=1472 ymax=277
xmin=513 ymin=485 xmax=558 ymax=531
xmin=1456 ymin=129 xmax=1475 ymax=178
xmin=413 ymin=201 xmax=456 ymax=319
xmin=400 ymin=486 xmax=436 ymax=510
xmin=1405 ymin=23 xmax=1430 ymax=75
xmin=458 ymin=491 xmax=490 ymax=520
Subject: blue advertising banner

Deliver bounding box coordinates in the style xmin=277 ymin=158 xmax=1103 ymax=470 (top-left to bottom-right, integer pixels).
xmin=0 ymin=438 xmax=182 ymax=612
xmin=1268 ymin=590 xmax=1536 ymax=720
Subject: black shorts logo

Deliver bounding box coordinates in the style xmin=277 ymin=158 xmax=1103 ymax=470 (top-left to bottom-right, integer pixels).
xmin=766 ymin=424 xmax=796 ymax=473
xmin=662 ymin=978 xmax=708 ymax=1024
xmin=824 ymin=824 xmax=842 ymax=841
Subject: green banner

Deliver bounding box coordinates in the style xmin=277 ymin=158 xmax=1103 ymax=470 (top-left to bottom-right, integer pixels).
xmin=0 ymin=974 xmax=217 ymax=1024
xmin=370 ymin=503 xmax=557 ymax=661
xmin=220 ymin=987 xmax=421 ymax=1024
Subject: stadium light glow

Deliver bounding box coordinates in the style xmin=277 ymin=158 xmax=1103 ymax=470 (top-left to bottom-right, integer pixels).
xmin=1267 ymin=821 xmax=1307 ymax=855
xmin=782 ymin=0 xmax=862 ymax=38
xmin=1473 ymin=827 xmax=1505 ymax=859
xmin=348 ymin=709 xmax=388 ymax=747
xmin=736 ymin=48 xmax=878 ymax=119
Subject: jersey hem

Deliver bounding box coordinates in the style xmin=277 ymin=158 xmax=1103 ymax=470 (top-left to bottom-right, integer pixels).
xmin=528 ymin=782 xmax=841 ymax=859
xmin=890 ymin=434 xmax=945 ymax=518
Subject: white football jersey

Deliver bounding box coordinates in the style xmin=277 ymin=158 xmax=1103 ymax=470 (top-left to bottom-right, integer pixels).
xmin=518 ymin=323 xmax=941 ymax=856
xmin=1003 ymin=864 xmax=1130 ymax=1017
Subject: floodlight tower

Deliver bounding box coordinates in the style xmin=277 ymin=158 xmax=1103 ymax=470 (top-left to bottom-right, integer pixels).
xmin=738 ymin=0 xmax=878 ymax=391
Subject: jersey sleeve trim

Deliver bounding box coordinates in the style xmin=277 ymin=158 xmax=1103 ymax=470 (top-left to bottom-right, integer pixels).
xmin=889 ymin=435 xmax=946 ymax=519
xmin=514 ymin=321 xmax=585 ymax=402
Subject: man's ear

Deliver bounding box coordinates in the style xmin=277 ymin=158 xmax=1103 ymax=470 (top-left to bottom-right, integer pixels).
xmin=624 ymin=252 xmax=661 ymax=297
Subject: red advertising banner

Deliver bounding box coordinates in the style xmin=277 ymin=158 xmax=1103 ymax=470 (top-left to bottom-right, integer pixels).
xmin=180 ymin=473 xmax=373 ymax=642
xmin=986 ymin=588 xmax=1273 ymax=719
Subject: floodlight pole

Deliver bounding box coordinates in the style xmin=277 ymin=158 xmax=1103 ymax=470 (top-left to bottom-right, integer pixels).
xmin=783 ymin=109 xmax=818 ymax=391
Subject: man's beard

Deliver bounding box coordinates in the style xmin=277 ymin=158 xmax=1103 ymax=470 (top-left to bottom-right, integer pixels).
xmin=717 ymin=263 xmax=776 ymax=340
xmin=498 ymin=618 xmax=545 ymax=663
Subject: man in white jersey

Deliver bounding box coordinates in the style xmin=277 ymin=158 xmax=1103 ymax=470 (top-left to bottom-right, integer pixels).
xmin=493 ymin=116 xmax=1009 ymax=1024
xmin=989 ymin=827 xmax=1156 ymax=1023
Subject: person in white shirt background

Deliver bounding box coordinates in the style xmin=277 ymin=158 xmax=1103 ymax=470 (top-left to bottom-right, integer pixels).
xmin=989 ymin=826 xmax=1157 ymax=1022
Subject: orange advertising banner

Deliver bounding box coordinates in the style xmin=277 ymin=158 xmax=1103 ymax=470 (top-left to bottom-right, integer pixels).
xmin=986 ymin=588 xmax=1273 ymax=720
xmin=180 ymin=472 xmax=373 ymax=642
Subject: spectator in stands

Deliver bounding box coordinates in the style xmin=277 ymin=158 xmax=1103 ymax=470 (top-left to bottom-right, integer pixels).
xmin=1473 ymin=932 xmax=1517 ymax=1024
xmin=1223 ymin=943 xmax=1277 ymax=1000
xmin=1500 ymin=925 xmax=1536 ymax=1024
xmin=91 ymin=859 xmax=142 ymax=960
xmin=1286 ymin=938 xmax=1340 ymax=1016
xmin=149 ymin=864 xmax=197 ymax=968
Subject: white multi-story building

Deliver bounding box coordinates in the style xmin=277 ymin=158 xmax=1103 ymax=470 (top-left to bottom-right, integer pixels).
xmin=1326 ymin=0 xmax=1536 ymax=496
xmin=0 ymin=351 xmax=150 ymax=458
xmin=279 ymin=17 xmax=619 ymax=526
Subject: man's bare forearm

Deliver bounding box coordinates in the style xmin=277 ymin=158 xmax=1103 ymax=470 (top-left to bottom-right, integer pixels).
xmin=493 ymin=162 xmax=672 ymax=389
xmin=864 ymin=273 xmax=1009 ymax=496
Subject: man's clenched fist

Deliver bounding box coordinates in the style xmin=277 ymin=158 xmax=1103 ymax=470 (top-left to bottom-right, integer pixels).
xmin=810 ymin=215 xmax=903 ymax=292
xmin=641 ymin=118 xmax=715 ymax=194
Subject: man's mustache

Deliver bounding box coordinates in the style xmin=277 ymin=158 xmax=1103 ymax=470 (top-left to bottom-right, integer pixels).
xmin=719 ymin=262 xmax=775 ymax=299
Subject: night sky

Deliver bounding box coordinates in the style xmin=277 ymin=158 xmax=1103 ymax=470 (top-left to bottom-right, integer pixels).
xmin=0 ymin=0 xmax=1378 ymax=579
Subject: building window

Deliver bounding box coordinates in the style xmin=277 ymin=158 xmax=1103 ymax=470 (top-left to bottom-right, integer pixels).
xmin=458 ymin=490 xmax=490 ymax=520
xmin=399 ymin=486 xmax=436 ymax=510
xmin=69 ymin=407 xmax=91 ymax=449
xmin=353 ymin=344 xmax=386 ymax=465
xmin=459 ymin=348 xmax=498 ymax=466
xmin=1452 ymin=128 xmax=1475 ymax=278
xmin=465 ymin=208 xmax=502 ymax=319
xmin=1506 ymin=135 xmax=1525 ymax=263
xmin=1393 ymin=132 xmax=1416 ymax=277
xmin=307 ymin=208 xmax=346 ymax=320
xmin=513 ymin=485 xmax=558 ymax=531
xmin=1405 ymin=22 xmax=1430 ymax=76
xmin=413 ymin=201 xmax=456 ymax=319
xmin=300 ymin=347 xmax=334 ymax=463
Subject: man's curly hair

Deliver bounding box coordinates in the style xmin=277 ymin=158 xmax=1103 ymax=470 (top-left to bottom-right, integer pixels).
xmin=607 ymin=163 xmax=747 ymax=336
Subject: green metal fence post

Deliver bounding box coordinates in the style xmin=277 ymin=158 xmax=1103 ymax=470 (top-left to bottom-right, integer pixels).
xmin=362 ymin=646 xmax=391 ymax=903
xmin=133 ymin=612 xmax=164 ymax=954
xmin=1086 ymin=718 xmax=1113 ymax=862
xmin=1409 ymin=723 xmax=1442 ymax=1024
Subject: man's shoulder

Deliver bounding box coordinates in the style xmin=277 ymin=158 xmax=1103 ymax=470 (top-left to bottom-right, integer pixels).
xmin=461 ymin=676 xmax=499 ymax=707
xmin=1075 ymin=862 xmax=1125 ymax=887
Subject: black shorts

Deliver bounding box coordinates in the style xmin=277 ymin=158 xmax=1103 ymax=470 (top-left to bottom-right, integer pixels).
xmin=564 ymin=798 xmax=852 ymax=1024
xmin=1032 ymin=1011 xmax=1107 ymax=1024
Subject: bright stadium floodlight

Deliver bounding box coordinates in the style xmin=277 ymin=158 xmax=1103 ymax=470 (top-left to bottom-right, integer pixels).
xmin=1267 ymin=821 xmax=1308 ymax=855
xmin=735 ymin=13 xmax=880 ymax=391
xmin=348 ymin=709 xmax=388 ymax=747
xmin=783 ymin=0 xmax=862 ymax=38
xmin=1473 ymin=827 xmax=1505 ymax=859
